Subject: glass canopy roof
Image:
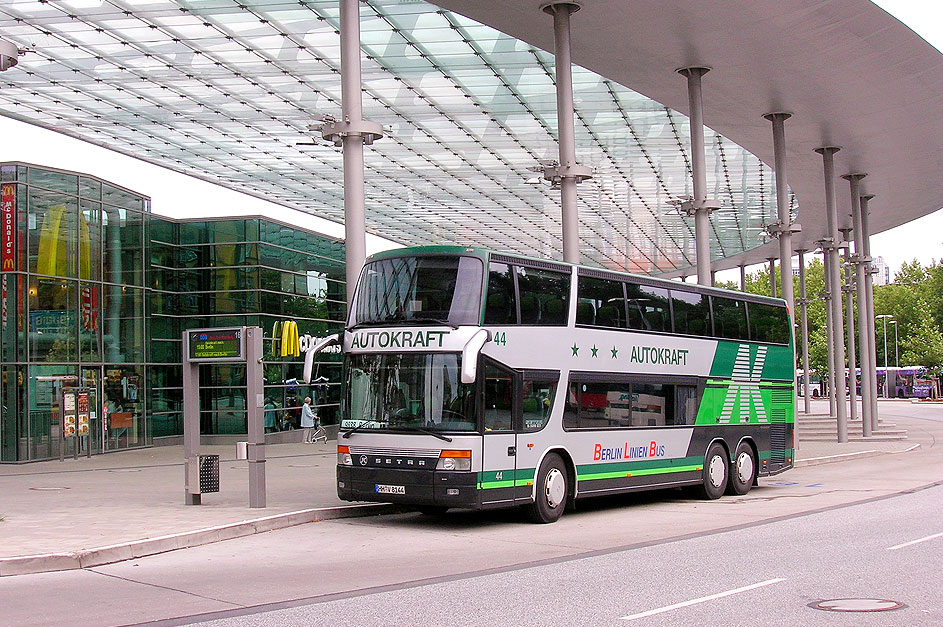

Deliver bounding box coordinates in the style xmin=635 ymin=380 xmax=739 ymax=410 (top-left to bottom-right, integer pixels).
xmin=0 ymin=0 xmax=793 ymax=275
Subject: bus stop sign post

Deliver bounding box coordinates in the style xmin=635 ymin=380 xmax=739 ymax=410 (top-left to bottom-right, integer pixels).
xmin=183 ymin=326 xmax=266 ymax=507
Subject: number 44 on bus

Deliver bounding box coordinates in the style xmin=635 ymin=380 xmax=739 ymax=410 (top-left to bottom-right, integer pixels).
xmin=306 ymin=247 xmax=795 ymax=523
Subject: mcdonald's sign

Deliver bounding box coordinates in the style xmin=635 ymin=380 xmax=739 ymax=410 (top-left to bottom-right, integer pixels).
xmin=272 ymin=320 xmax=341 ymax=358
xmin=1 ymin=184 xmax=14 ymax=272
xmin=274 ymin=320 xmax=300 ymax=358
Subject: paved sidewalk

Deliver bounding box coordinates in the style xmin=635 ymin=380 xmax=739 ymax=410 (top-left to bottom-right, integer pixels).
xmin=0 ymin=399 xmax=933 ymax=576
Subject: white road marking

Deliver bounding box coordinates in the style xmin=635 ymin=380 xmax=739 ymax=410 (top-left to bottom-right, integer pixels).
xmin=619 ymin=578 xmax=786 ymax=621
xmin=887 ymin=532 xmax=943 ymax=551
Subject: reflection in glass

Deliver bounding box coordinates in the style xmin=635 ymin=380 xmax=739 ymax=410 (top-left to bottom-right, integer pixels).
xmin=345 ymin=353 xmax=476 ymax=432
xmin=104 ymin=287 xmax=144 ymax=363
xmin=29 ymin=190 xmax=78 ymax=278
xmin=29 ymin=278 xmax=77 ymax=363
xmin=354 ymin=256 xmax=483 ymax=327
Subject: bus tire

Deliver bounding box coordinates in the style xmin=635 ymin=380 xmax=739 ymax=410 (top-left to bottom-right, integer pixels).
xmin=527 ymin=453 xmax=568 ymax=524
xmin=725 ymin=441 xmax=756 ymax=496
xmin=699 ymin=442 xmax=728 ymax=500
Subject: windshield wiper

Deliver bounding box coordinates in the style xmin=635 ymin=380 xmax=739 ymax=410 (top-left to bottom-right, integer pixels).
xmin=397 ymin=426 xmax=453 ymax=442
xmin=405 ymin=317 xmax=459 ymax=330
xmin=347 ymin=320 xmax=391 ymax=331
xmin=348 ymin=317 xmax=459 ymax=331
xmin=342 ymin=421 xmax=376 ymax=439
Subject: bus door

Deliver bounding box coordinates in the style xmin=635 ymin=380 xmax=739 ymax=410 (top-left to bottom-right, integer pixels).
xmin=480 ymin=361 xmax=518 ymax=506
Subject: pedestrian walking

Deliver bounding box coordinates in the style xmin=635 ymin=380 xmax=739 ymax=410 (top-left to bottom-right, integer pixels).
xmin=301 ymin=396 xmax=316 ymax=443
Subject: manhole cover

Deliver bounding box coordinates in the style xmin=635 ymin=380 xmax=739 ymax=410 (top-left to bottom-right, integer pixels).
xmin=29 ymin=486 xmax=70 ymax=491
xmin=810 ymin=599 xmax=906 ymax=612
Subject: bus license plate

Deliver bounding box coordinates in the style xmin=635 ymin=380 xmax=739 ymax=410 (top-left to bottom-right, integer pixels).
xmin=375 ymin=484 xmax=405 ymax=495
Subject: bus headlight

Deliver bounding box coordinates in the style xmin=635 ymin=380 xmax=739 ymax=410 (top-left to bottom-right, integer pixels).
xmin=337 ymin=444 xmax=352 ymax=466
xmin=437 ymin=449 xmax=471 ymax=471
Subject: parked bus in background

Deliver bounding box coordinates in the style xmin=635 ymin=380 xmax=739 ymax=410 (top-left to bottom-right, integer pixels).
xmin=796 ymin=369 xmax=823 ymax=398
xmin=876 ymin=366 xmax=931 ymax=398
xmin=308 ymin=247 xmax=795 ymax=523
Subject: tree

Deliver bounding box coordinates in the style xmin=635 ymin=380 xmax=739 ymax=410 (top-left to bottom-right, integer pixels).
xmin=900 ymin=299 xmax=943 ymax=367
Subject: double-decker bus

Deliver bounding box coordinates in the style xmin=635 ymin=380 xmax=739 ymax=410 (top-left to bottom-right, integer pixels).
xmin=308 ymin=246 xmax=795 ymax=523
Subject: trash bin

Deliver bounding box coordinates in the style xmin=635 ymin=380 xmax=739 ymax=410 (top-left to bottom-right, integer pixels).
xmin=199 ymin=454 xmax=220 ymax=493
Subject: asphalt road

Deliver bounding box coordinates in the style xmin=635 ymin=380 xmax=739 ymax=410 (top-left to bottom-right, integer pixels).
xmin=0 ymin=400 xmax=940 ymax=626
xmin=193 ymin=483 xmax=943 ymax=627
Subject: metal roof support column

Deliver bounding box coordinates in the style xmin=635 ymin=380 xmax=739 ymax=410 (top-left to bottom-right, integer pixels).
xmin=860 ymin=194 xmax=879 ymax=431
xmin=844 ymin=173 xmax=872 ymax=438
xmin=797 ymin=250 xmax=811 ymax=414
xmin=321 ymin=0 xmax=384 ymax=309
xmin=816 ymin=146 xmax=847 ymax=441
xmin=821 ymin=248 xmax=837 ymax=418
xmin=739 ymin=264 xmax=746 ymax=291
xmin=678 ymin=67 xmax=719 ymax=285
xmin=543 ymin=2 xmax=592 ymax=264
xmin=839 ymin=235 xmax=858 ymax=428
xmin=764 ymin=113 xmax=799 ymax=315
xmin=768 ymin=258 xmax=777 ymax=298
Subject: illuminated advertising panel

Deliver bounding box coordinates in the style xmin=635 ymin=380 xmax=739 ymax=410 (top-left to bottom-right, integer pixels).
xmin=0 ymin=184 xmax=14 ymax=272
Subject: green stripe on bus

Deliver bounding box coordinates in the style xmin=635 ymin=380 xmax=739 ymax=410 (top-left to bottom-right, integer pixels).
xmin=478 ymin=468 xmax=536 ymax=490
xmin=576 ymin=456 xmax=703 ymax=481
xmin=577 ymin=465 xmax=702 ymax=482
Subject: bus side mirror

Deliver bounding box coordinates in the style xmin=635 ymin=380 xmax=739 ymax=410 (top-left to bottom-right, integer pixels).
xmin=303 ymin=333 xmax=342 ymax=384
xmin=461 ymin=329 xmax=491 ymax=384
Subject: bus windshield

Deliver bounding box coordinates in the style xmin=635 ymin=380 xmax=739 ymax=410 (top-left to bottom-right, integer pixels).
xmin=344 ymin=353 xmax=477 ymax=432
xmin=353 ymin=255 xmax=483 ymax=327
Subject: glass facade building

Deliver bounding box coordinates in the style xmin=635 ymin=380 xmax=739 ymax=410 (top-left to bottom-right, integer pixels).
xmin=0 ymin=163 xmax=346 ymax=462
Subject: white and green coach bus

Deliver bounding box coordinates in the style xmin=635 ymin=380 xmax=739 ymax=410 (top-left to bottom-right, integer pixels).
xmin=312 ymin=246 xmax=795 ymax=523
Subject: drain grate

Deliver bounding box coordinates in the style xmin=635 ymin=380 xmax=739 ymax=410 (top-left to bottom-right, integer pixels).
xmin=810 ymin=599 xmax=906 ymax=613
xmin=29 ymin=486 xmax=70 ymax=491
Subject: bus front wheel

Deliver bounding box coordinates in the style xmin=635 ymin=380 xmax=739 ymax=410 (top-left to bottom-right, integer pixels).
xmin=699 ymin=442 xmax=728 ymax=500
xmin=527 ymin=453 xmax=568 ymax=524
xmin=725 ymin=442 xmax=756 ymax=496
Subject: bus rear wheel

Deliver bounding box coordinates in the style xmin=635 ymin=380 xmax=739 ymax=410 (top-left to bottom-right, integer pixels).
xmin=725 ymin=441 xmax=756 ymax=496
xmin=698 ymin=442 xmax=728 ymax=500
xmin=527 ymin=453 xmax=568 ymax=524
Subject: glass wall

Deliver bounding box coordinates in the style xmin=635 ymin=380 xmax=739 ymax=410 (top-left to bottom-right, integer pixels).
xmin=1 ymin=163 xmax=348 ymax=461
xmin=1 ymin=164 xmax=148 ymax=462
xmin=147 ymin=217 xmax=347 ymax=439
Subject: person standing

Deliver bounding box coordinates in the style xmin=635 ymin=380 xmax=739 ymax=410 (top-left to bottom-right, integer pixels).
xmin=263 ymin=398 xmax=278 ymax=433
xmin=301 ymin=396 xmax=316 ymax=443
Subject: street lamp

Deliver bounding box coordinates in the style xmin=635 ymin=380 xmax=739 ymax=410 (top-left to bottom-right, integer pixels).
xmin=876 ymin=314 xmax=894 ymax=397
xmin=889 ymin=319 xmax=899 ymax=367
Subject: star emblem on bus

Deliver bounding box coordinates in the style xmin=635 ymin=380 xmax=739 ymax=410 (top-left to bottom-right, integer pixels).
xmin=611 ymin=346 xmax=618 ymax=358
xmin=571 ymin=343 xmax=579 ymax=356
xmin=591 ymin=345 xmax=599 ymax=357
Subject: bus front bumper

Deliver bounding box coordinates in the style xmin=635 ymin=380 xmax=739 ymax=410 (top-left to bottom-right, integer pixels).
xmin=337 ymin=465 xmax=480 ymax=508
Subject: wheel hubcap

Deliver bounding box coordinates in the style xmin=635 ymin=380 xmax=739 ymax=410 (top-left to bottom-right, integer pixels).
xmin=708 ymin=454 xmax=726 ymax=488
xmin=737 ymin=452 xmax=754 ymax=485
xmin=545 ymin=468 xmax=566 ymax=509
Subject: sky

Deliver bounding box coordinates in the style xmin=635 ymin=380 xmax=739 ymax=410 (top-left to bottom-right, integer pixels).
xmin=0 ymin=0 xmax=940 ymax=277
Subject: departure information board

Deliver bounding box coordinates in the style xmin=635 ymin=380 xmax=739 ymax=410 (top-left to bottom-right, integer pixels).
xmin=187 ymin=328 xmax=244 ymax=362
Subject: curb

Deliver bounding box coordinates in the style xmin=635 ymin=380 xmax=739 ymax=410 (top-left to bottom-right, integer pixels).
xmin=795 ymin=443 xmax=920 ymax=468
xmin=0 ymin=502 xmax=395 ymax=578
